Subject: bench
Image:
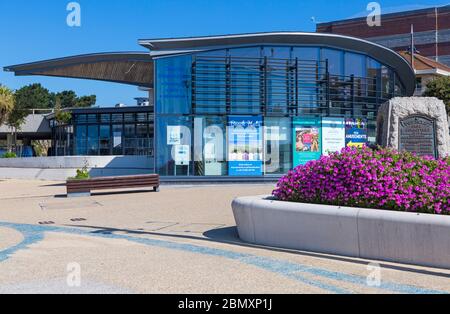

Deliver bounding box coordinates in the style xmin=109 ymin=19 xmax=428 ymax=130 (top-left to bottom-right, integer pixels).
xmin=66 ymin=174 xmax=160 ymax=197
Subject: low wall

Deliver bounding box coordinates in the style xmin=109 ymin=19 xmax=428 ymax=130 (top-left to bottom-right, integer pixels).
xmin=232 ymin=196 xmax=450 ymax=269
xmin=0 ymin=156 xmax=154 ymax=181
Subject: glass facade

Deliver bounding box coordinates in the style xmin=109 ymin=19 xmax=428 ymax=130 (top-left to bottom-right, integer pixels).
xmin=50 ymin=108 xmax=154 ymax=157
xmin=155 ymin=45 xmax=408 ymax=177
xmin=48 ymin=44 xmax=409 ymax=178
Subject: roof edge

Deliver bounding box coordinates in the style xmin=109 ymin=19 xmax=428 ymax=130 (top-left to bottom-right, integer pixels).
xmin=4 ymin=51 xmax=152 ymax=73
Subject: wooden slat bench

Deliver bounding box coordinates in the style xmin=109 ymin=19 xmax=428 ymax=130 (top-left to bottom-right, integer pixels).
xmin=66 ymin=174 xmax=160 ymax=197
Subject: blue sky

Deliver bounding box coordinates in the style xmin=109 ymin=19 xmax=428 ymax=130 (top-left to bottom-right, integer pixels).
xmin=0 ymin=0 xmax=448 ymax=107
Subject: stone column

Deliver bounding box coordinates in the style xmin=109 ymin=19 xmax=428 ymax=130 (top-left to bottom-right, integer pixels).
xmin=377 ymin=97 xmax=449 ymax=158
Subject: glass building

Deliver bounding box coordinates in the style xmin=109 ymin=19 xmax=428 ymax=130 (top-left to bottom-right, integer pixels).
xmin=48 ymin=106 xmax=153 ymax=157
xmin=5 ymin=32 xmax=415 ymax=178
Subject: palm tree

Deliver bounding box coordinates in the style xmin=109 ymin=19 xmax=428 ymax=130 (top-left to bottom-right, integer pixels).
xmin=0 ymin=85 xmax=14 ymax=126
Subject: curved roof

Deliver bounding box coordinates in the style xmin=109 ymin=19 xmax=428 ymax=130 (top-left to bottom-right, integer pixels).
xmin=4 ymin=52 xmax=154 ymax=87
xmin=4 ymin=32 xmax=415 ymax=94
xmin=139 ymin=32 xmax=415 ymax=95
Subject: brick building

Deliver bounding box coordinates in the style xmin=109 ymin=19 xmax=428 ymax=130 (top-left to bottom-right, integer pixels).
xmin=317 ymin=5 xmax=450 ymax=67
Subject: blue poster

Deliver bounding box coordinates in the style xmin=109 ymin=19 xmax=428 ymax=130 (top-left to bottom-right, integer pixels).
xmin=345 ymin=118 xmax=368 ymax=148
xmin=228 ymin=116 xmax=263 ymax=176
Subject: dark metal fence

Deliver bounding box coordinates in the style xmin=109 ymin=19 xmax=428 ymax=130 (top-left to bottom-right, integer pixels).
xmin=191 ymin=55 xmax=398 ymax=119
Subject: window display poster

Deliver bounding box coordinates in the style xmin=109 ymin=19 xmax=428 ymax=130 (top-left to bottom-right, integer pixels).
xmin=322 ymin=117 xmax=345 ymax=155
xmin=167 ymin=126 xmax=181 ymax=145
xmin=175 ymin=145 xmax=190 ymax=166
xmin=228 ymin=116 xmax=263 ymax=176
xmin=345 ymin=118 xmax=368 ymax=148
xmin=293 ymin=117 xmax=322 ymax=167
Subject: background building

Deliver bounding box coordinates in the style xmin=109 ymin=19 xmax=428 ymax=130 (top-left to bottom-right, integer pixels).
xmin=317 ymin=5 xmax=450 ymax=67
xmin=398 ymin=51 xmax=450 ymax=95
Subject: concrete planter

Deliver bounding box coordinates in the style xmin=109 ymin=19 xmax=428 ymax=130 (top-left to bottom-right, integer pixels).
xmin=232 ymin=196 xmax=450 ymax=269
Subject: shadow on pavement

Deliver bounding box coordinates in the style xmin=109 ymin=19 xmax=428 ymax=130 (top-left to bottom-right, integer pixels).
xmin=40 ymin=183 xmax=66 ymax=187
xmin=63 ymin=224 xmax=450 ymax=279
xmin=54 ymin=189 xmax=156 ymax=199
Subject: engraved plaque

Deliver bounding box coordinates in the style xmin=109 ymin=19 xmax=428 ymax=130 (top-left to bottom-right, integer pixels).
xmin=399 ymin=115 xmax=437 ymax=158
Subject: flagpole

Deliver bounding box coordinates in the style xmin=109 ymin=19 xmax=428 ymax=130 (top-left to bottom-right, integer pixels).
xmin=411 ymin=24 xmax=415 ymax=70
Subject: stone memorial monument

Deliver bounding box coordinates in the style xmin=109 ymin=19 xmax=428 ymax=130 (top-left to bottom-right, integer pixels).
xmin=377 ymin=97 xmax=449 ymax=158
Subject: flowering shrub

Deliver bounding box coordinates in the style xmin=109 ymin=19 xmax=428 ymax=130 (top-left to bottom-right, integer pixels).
xmin=273 ymin=146 xmax=450 ymax=215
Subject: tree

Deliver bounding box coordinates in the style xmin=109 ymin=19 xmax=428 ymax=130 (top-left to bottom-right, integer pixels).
xmin=55 ymin=90 xmax=77 ymax=108
xmin=0 ymin=85 xmax=15 ymax=126
xmin=424 ymin=76 xmax=450 ymax=112
xmin=54 ymin=96 xmax=72 ymax=124
xmin=14 ymin=83 xmax=54 ymax=109
xmin=14 ymin=84 xmax=96 ymax=110
xmin=55 ymin=91 xmax=96 ymax=108
xmin=6 ymin=85 xmax=44 ymax=151
xmin=75 ymin=95 xmax=96 ymax=108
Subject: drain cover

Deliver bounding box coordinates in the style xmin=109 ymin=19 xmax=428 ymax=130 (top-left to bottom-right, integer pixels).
xmin=38 ymin=221 xmax=55 ymax=225
xmin=70 ymin=218 xmax=87 ymax=222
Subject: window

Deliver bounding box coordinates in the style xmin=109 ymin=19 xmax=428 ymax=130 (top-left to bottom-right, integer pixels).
xmin=264 ymin=117 xmax=292 ymax=174
xmin=381 ymin=66 xmax=394 ymax=98
xmin=344 ymin=52 xmax=366 ymax=78
xmin=87 ymin=125 xmax=99 ymax=155
xmin=416 ymin=78 xmax=423 ymax=91
xmin=75 ymin=125 xmax=87 ymax=155
xmin=193 ymin=116 xmax=227 ymax=176
xmin=112 ymin=124 xmax=123 ymax=155
xmin=99 ymin=125 xmax=111 ymax=155
xmin=124 ymin=124 xmax=136 ymax=155
xmin=322 ymin=49 xmax=344 ymax=76
xmin=156 ymin=116 xmax=192 ymax=176
xmin=156 ymin=55 xmax=192 ymax=114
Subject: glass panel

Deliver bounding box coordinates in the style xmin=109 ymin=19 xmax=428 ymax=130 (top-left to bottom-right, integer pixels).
xmin=322 ymin=48 xmax=344 ymax=76
xmin=367 ymin=58 xmax=380 ymax=99
xmin=231 ymin=59 xmax=261 ymax=114
xmin=75 ymin=114 xmax=87 ymax=124
xmin=264 ymin=117 xmax=292 ymax=174
xmin=262 ymin=46 xmax=291 ymax=59
xmin=193 ymin=116 xmax=227 ymax=176
xmin=112 ymin=113 xmax=123 ymax=123
xmin=136 ymin=124 xmax=151 ymax=156
xmin=266 ymin=60 xmax=289 ymax=114
xmin=195 ymin=59 xmax=226 ymax=114
xmin=381 ymin=66 xmax=392 ymax=98
xmin=292 ymin=47 xmax=320 ymax=61
xmin=124 ymin=124 xmax=136 ymax=155
xmin=345 ymin=52 xmax=366 ymax=77
xmin=293 ymin=48 xmax=323 ymax=114
xmin=229 ymin=47 xmax=262 ymax=58
xmin=112 ymin=124 xmax=123 ymax=155
xmin=124 ymin=113 xmax=135 ymax=123
xmin=136 ymin=113 xmax=147 ymax=122
xmin=99 ymin=125 xmax=111 ymax=155
xmin=156 ymin=116 xmax=192 ymax=176
xmin=75 ymin=125 xmax=87 ymax=155
xmin=100 ymin=114 xmax=111 ymax=123
xmin=156 ymin=55 xmax=192 ymax=114
xmin=87 ymin=114 xmax=98 ymax=124
xmin=197 ymin=49 xmax=227 ymax=58
xmin=87 ymin=125 xmax=99 ymax=155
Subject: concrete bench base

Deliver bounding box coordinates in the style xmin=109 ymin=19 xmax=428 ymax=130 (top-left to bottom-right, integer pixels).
xmin=232 ymin=196 xmax=450 ymax=269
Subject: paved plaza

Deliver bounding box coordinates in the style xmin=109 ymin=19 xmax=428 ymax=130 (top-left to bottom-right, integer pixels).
xmin=0 ymin=179 xmax=449 ymax=294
